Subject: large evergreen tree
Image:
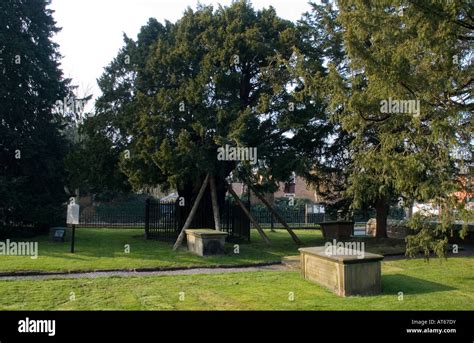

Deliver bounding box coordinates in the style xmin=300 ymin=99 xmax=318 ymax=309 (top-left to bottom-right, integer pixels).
xmin=0 ymin=0 xmax=71 ymax=231
xmin=328 ymin=0 xmax=472 ymax=253
xmin=93 ymin=1 xmax=332 ymax=226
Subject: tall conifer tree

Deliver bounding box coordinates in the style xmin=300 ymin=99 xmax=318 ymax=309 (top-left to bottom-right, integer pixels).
xmin=0 ymin=0 xmax=71 ymax=230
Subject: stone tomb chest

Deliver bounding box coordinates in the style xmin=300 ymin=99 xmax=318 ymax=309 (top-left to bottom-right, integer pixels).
xmin=185 ymin=229 xmax=228 ymax=256
xmin=299 ymin=246 xmax=384 ymax=297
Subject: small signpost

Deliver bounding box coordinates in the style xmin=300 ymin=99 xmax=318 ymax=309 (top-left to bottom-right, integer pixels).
xmin=67 ymin=197 xmax=80 ymax=253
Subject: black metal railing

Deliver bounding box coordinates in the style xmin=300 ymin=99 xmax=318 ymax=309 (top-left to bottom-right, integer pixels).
xmin=145 ymin=200 xmax=178 ymax=240
xmin=77 ymin=197 xmax=332 ymax=238
xmin=79 ymin=204 xmax=145 ymax=228
xmin=250 ymin=207 xmax=325 ymax=229
xmin=145 ymin=198 xmax=251 ymax=242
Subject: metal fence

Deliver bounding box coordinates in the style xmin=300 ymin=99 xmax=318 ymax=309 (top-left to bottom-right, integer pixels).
xmin=145 ymin=198 xmax=250 ymax=242
xmin=78 ymin=200 xmax=326 ymax=232
xmin=145 ymin=200 xmax=177 ymax=240
xmin=77 ymin=197 xmax=408 ymax=232
xmin=79 ymin=203 xmax=145 ymax=228
xmin=250 ymin=207 xmax=325 ymax=229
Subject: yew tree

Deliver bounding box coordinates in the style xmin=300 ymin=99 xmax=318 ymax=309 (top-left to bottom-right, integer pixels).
xmin=93 ymin=1 xmax=332 ymax=227
xmin=327 ymin=0 xmax=473 ymax=253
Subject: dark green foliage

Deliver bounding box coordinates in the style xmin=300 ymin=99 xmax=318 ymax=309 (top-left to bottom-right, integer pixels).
xmin=327 ymin=0 xmax=473 ymax=254
xmin=64 ymin=117 xmax=131 ymax=194
xmin=274 ymin=197 xmax=311 ymax=210
xmin=0 ymin=0 xmax=71 ymax=232
xmin=293 ymin=3 xmax=354 ymax=211
xmin=92 ymin=1 xmax=333 ymax=211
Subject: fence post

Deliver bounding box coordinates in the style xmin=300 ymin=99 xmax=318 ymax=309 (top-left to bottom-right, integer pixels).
xmin=175 ymin=199 xmax=180 ymax=235
xmin=305 ymin=204 xmax=308 ymax=225
xmin=270 ymin=212 xmax=274 ymax=231
xmin=145 ymin=198 xmax=150 ymax=239
xmin=247 ymin=187 xmax=251 ymax=242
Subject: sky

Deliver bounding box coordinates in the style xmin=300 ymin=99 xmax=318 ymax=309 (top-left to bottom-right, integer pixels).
xmin=49 ymin=0 xmax=317 ymax=108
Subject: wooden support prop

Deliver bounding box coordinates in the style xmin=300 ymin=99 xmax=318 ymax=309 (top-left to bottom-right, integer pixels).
xmin=209 ymin=174 xmax=221 ymax=231
xmin=225 ymin=181 xmax=271 ymax=245
xmin=247 ymin=182 xmax=302 ymax=245
xmin=172 ymin=173 xmax=210 ymax=251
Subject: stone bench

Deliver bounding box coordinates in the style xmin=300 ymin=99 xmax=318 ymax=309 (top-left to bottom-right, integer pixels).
xmin=185 ymin=229 xmax=228 ymax=256
xmin=299 ymin=246 xmax=384 ymax=297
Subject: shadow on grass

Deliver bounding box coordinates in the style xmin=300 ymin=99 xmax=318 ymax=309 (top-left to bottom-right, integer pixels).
xmin=382 ymin=274 xmax=456 ymax=295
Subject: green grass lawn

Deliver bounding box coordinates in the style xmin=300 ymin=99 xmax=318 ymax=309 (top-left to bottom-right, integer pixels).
xmin=0 ymin=228 xmax=406 ymax=273
xmin=0 ymin=257 xmax=472 ymax=310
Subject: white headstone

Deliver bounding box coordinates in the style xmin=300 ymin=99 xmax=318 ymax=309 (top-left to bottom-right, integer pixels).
xmin=67 ymin=202 xmax=80 ymax=225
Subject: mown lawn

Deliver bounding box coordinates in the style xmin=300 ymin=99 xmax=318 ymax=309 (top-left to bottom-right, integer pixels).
xmin=0 ymin=257 xmax=472 ymax=310
xmin=0 ymin=229 xmax=405 ymax=273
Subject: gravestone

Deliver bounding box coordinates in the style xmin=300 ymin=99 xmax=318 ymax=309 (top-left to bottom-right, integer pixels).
xmin=299 ymin=246 xmax=383 ymax=297
xmin=185 ymin=229 xmax=228 ymax=256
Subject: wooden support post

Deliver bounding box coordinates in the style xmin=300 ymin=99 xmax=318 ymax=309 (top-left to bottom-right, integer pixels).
xmin=209 ymin=174 xmax=221 ymax=231
xmin=225 ymin=181 xmax=271 ymax=245
xmin=172 ymin=174 xmax=210 ymax=251
xmin=247 ymin=183 xmax=302 ymax=245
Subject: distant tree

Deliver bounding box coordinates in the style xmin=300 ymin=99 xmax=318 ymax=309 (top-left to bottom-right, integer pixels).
xmin=64 ymin=117 xmax=132 ymax=195
xmin=0 ymin=0 xmax=71 ymax=231
xmin=327 ymin=0 xmax=472 ymax=255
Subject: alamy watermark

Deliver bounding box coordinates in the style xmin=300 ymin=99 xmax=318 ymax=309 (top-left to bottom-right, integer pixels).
xmin=380 ymin=97 xmax=420 ymax=116
xmin=324 ymin=239 xmax=365 ymax=259
xmin=54 ymin=97 xmax=89 ymax=123
xmin=18 ymin=318 xmax=55 ymax=337
xmin=217 ymin=144 xmax=257 ymax=165
xmin=0 ymin=239 xmax=38 ymax=259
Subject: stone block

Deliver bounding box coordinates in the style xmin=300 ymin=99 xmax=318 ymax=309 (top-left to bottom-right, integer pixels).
xmin=185 ymin=229 xmax=228 ymax=256
xmin=299 ymin=246 xmax=383 ymax=296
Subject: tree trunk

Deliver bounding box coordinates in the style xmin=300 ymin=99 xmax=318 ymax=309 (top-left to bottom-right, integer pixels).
xmin=173 ymin=162 xmax=233 ymax=235
xmin=406 ymin=200 xmax=413 ymax=219
xmin=173 ymin=174 xmax=209 ymax=250
xmin=375 ymin=195 xmax=389 ymax=238
xmin=176 ymin=175 xmax=227 ymax=230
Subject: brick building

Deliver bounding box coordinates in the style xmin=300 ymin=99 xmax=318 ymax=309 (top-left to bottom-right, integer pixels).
xmin=231 ymin=173 xmax=322 ymax=205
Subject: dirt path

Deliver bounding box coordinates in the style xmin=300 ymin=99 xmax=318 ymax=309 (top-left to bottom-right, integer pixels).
xmin=0 ymin=263 xmax=288 ymax=281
